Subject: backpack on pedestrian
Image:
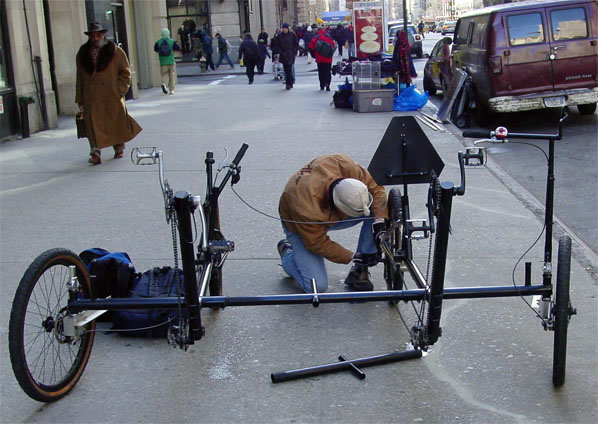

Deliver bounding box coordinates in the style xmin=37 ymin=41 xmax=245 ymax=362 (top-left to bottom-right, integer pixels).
xmin=111 ymin=266 xmax=186 ymax=338
xmin=315 ymin=38 xmax=335 ymax=58
xmin=158 ymin=39 xmax=172 ymax=56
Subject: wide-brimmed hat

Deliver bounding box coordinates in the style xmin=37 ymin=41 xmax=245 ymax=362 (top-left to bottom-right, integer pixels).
xmin=84 ymin=22 xmax=107 ymax=35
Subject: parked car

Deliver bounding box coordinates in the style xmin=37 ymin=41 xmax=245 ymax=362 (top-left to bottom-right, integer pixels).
xmin=387 ymin=24 xmax=423 ymax=58
xmin=441 ymin=21 xmax=457 ymax=35
xmin=423 ymin=37 xmax=453 ymax=96
xmin=452 ymin=0 xmax=598 ymax=121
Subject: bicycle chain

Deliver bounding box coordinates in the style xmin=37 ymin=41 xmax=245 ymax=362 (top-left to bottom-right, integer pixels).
xmin=168 ymin=208 xmax=188 ymax=351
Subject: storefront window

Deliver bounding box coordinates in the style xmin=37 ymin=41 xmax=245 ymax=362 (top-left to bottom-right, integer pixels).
xmin=167 ymin=0 xmax=209 ymax=59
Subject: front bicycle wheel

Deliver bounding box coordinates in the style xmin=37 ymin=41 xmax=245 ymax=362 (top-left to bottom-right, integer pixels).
xmin=9 ymin=249 xmax=95 ymax=402
xmin=384 ymin=187 xmax=405 ymax=292
xmin=553 ymin=235 xmax=572 ymax=387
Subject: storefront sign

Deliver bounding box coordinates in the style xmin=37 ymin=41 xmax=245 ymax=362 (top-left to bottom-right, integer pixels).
xmin=0 ymin=96 xmax=4 ymax=114
xmin=353 ymin=1 xmax=384 ymax=59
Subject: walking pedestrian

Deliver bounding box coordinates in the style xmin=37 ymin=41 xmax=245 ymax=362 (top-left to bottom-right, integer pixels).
xmin=200 ymin=29 xmax=215 ymax=70
xmin=278 ymin=23 xmax=298 ymax=90
xmin=257 ymin=32 xmax=270 ymax=75
xmin=346 ymin=25 xmax=355 ymax=57
xmin=303 ymin=26 xmax=316 ymax=64
xmin=215 ymin=33 xmax=234 ymax=69
xmin=75 ymin=22 xmax=142 ymax=165
xmin=418 ymin=20 xmax=425 ymax=38
xmin=277 ymin=154 xmax=388 ymax=293
xmin=270 ymin=28 xmax=281 ymax=59
xmin=238 ymin=33 xmax=259 ymax=84
xmin=154 ymin=28 xmax=181 ymax=95
xmin=309 ymin=28 xmax=335 ymax=91
xmin=333 ymin=24 xmax=346 ymax=57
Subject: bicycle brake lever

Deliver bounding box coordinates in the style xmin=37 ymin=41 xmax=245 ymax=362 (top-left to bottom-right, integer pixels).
xmin=217 ymin=147 xmax=230 ymax=172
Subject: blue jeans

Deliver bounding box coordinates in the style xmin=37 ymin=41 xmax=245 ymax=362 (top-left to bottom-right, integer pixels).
xmin=216 ymin=52 xmax=234 ymax=68
xmin=280 ymin=218 xmax=376 ymax=293
xmin=348 ymin=43 xmax=355 ymax=58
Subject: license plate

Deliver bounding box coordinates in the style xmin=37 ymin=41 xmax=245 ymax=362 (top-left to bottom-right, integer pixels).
xmin=544 ymin=96 xmax=566 ymax=107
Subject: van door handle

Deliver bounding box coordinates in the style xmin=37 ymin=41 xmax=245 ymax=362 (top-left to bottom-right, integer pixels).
xmin=553 ymin=45 xmax=566 ymax=50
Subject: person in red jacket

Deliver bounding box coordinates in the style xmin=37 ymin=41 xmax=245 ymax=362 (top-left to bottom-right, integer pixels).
xmin=309 ymin=29 xmax=335 ymax=91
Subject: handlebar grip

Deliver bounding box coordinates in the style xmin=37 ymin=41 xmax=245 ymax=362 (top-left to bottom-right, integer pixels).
xmin=232 ymin=143 xmax=249 ymax=166
xmin=462 ymin=129 xmax=491 ymax=138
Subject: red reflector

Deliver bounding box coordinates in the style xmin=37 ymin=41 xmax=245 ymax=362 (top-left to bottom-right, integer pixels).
xmin=490 ymin=56 xmax=502 ymax=74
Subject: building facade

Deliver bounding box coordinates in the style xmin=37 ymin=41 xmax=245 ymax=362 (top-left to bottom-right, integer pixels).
xmin=0 ymin=0 xmax=294 ymax=141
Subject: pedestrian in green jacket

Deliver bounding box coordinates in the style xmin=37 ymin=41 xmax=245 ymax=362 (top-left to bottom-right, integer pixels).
xmin=154 ymin=28 xmax=181 ymax=94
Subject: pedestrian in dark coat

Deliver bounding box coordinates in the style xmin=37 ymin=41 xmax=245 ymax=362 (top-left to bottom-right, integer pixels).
xmin=76 ymin=22 xmax=142 ymax=165
xmin=346 ymin=25 xmax=355 ymax=57
xmin=200 ymin=29 xmax=215 ymax=70
xmin=303 ymin=26 xmax=317 ymax=64
xmin=333 ymin=24 xmax=346 ymax=57
xmin=309 ymin=29 xmax=335 ymax=91
xmin=270 ymin=28 xmax=281 ymax=58
xmin=257 ymin=31 xmax=270 ymax=74
xmin=238 ymin=33 xmax=259 ymax=84
xmin=278 ymin=23 xmax=298 ymax=90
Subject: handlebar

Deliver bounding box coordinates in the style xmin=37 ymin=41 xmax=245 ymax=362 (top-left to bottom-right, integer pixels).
xmin=463 ymin=111 xmax=567 ymax=142
xmin=462 ymin=129 xmax=492 ymax=139
xmin=232 ymin=143 xmax=249 ymax=166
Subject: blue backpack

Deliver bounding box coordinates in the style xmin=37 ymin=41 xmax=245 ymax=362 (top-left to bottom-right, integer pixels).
xmin=111 ymin=266 xmax=185 ymax=338
xmin=79 ymin=248 xmax=137 ymax=299
xmin=158 ymin=39 xmax=172 ymax=56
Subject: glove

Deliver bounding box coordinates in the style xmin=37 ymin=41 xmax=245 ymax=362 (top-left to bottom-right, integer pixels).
xmin=352 ymin=252 xmax=378 ymax=267
xmin=372 ymin=222 xmax=387 ymax=250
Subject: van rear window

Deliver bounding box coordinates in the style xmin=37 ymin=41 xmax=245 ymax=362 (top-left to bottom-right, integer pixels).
xmin=507 ymin=13 xmax=545 ymax=45
xmin=551 ymin=8 xmax=588 ymax=40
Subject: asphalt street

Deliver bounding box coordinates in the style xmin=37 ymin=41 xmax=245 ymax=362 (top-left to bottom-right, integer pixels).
xmin=1 ymin=39 xmax=597 ymax=423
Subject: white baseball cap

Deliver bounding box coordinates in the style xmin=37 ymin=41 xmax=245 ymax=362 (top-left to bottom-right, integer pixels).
xmin=332 ymin=178 xmax=373 ymax=217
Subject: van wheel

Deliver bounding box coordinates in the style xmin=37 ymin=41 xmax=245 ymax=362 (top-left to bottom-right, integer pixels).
xmin=577 ymin=103 xmax=597 ymax=115
xmin=423 ymin=75 xmax=437 ymax=96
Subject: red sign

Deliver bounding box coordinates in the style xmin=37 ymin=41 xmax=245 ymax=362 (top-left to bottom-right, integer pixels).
xmin=353 ymin=1 xmax=384 ymax=59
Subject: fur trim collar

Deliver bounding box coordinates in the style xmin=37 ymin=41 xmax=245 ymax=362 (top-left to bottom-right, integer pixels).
xmin=77 ymin=40 xmax=116 ymax=74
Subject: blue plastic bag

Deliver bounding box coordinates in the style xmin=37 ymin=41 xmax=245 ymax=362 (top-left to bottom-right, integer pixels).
xmin=394 ymin=85 xmax=429 ymax=111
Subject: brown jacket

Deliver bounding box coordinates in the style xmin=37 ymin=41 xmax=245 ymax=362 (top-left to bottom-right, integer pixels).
xmin=76 ymin=40 xmax=141 ymax=148
xmin=279 ymin=154 xmax=388 ymax=264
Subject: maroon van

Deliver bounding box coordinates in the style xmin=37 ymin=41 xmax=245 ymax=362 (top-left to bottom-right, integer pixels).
xmin=452 ymin=0 xmax=598 ymax=119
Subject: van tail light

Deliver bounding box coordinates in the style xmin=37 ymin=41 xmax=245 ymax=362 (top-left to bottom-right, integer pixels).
xmin=415 ymin=35 xmax=421 ymax=41
xmin=490 ymin=56 xmax=503 ymax=74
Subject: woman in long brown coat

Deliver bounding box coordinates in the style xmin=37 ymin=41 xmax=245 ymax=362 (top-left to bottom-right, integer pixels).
xmin=76 ymin=23 xmax=141 ymax=164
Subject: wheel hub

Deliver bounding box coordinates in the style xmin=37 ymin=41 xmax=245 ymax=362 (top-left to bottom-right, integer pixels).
xmin=42 ymin=316 xmax=55 ymax=332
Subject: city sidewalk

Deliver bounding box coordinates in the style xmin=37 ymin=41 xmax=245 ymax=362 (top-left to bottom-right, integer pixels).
xmin=1 ymin=74 xmax=596 ymax=423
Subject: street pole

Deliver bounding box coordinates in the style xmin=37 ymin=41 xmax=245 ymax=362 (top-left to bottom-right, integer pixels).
xmin=403 ymin=0 xmax=407 ymax=32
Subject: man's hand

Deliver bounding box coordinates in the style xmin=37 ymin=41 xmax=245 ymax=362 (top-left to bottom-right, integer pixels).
xmin=78 ymin=104 xmax=83 ymax=112
xmin=352 ymin=252 xmax=379 ymax=267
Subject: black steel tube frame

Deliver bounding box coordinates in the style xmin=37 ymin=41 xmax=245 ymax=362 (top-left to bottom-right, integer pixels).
xmin=68 ymin=284 xmax=551 ymax=312
xmin=174 ymin=191 xmax=203 ymax=342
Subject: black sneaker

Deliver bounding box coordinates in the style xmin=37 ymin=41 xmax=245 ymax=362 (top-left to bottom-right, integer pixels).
xmin=161 ymin=83 xmax=168 ymax=94
xmin=277 ymin=239 xmax=292 ymax=258
xmin=344 ymin=265 xmax=373 ymax=291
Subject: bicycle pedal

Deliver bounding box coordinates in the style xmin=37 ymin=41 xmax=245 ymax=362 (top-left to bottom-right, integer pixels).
xmin=464 ymin=147 xmax=486 ymax=167
xmin=207 ymin=239 xmax=235 ymax=252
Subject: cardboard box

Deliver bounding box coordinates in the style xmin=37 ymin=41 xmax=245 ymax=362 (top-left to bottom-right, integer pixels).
xmin=353 ymin=89 xmax=395 ymax=113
